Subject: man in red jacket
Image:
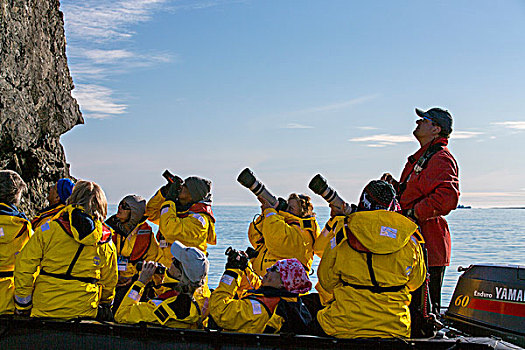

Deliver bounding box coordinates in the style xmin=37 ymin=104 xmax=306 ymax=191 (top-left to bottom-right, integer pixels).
xmin=382 ymin=107 xmax=460 ymax=314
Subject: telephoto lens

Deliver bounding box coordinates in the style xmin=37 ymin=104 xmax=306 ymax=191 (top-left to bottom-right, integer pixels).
xmin=309 ymin=174 xmax=353 ymax=215
xmin=135 ymin=261 xmax=166 ymax=275
xmin=237 ymin=168 xmax=278 ymax=207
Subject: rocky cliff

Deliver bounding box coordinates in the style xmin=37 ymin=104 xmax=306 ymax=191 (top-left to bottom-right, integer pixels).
xmin=0 ymin=0 xmax=83 ymax=215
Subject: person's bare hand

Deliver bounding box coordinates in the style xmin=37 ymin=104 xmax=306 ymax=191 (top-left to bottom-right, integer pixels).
xmin=138 ymin=261 xmax=157 ymax=284
xmin=258 ymin=196 xmax=277 ymax=211
xmin=330 ymin=202 xmax=347 ymax=217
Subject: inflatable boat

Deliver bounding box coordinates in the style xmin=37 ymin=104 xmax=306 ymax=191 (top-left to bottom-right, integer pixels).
xmin=1 ymin=264 xmax=523 ymax=349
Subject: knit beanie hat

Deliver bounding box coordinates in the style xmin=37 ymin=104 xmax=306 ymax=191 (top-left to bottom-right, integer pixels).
xmin=56 ymin=178 xmax=75 ymax=204
xmin=357 ymin=180 xmax=400 ymax=212
xmin=184 ymin=176 xmax=212 ymax=203
xmin=272 ymin=258 xmax=312 ymax=294
xmin=119 ymin=195 xmax=146 ymax=234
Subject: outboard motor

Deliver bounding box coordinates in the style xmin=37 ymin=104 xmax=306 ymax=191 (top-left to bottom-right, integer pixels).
xmin=444 ymin=264 xmax=525 ymax=347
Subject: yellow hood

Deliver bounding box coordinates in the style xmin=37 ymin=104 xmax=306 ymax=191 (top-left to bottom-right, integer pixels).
xmin=347 ymin=210 xmax=417 ymax=254
xmin=61 ymin=205 xmax=104 ymax=246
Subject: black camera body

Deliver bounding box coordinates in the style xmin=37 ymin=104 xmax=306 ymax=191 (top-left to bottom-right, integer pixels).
xmin=225 ymin=247 xmax=259 ymax=270
xmin=135 ymin=261 xmax=167 ymax=275
xmin=163 ymin=170 xmax=183 ymax=186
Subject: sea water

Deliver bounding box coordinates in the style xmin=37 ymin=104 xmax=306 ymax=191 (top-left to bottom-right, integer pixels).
xmin=108 ymin=205 xmax=525 ymax=308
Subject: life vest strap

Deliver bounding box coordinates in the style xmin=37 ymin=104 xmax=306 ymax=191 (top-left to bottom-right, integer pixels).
xmin=39 ymin=242 xmax=97 ymax=284
xmin=398 ymin=142 xmax=445 ymax=196
xmin=341 ymin=280 xmax=405 ymax=293
xmin=0 ymin=271 xmax=14 ymax=278
xmin=340 ymin=251 xmax=406 ymax=293
xmin=15 ymin=221 xmax=29 ymax=239
xmin=39 ymin=269 xmax=98 ymax=284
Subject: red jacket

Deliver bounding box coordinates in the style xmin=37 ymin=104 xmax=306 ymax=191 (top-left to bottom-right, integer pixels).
xmin=398 ymin=137 xmax=460 ymax=267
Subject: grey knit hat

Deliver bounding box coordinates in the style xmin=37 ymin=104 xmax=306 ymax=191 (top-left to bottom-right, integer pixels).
xmin=184 ymin=176 xmax=211 ymax=202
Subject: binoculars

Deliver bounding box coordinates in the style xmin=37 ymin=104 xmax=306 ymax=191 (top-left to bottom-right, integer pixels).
xmin=309 ymin=174 xmax=353 ymax=215
xmin=237 ymin=168 xmax=288 ymax=211
xmin=135 ymin=261 xmax=167 ymax=275
xmin=163 ymin=170 xmax=183 ymax=186
xmin=225 ymin=246 xmax=259 ymax=260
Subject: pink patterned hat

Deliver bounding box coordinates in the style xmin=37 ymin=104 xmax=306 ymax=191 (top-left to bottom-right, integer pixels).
xmin=273 ymin=258 xmax=312 ymax=294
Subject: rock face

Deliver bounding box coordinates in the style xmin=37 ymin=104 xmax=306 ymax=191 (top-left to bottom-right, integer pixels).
xmin=0 ymin=0 xmax=83 ymax=216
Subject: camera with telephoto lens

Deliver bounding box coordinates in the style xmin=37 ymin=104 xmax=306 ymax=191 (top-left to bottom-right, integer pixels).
xmin=309 ymin=174 xmax=353 ymax=215
xmin=237 ymin=168 xmax=288 ymax=211
xmin=135 ymin=261 xmax=167 ymax=275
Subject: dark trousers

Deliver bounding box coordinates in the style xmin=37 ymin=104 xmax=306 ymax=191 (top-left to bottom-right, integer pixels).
xmin=428 ymin=266 xmax=446 ymax=314
xmin=300 ymin=293 xmax=329 ymax=337
xmin=411 ymin=265 xmax=446 ymax=315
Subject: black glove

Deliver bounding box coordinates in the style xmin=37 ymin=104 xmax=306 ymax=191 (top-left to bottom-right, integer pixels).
xmin=160 ymin=183 xmax=171 ymax=198
xmin=165 ymin=181 xmax=183 ymax=202
xmin=96 ymin=303 xmax=114 ymax=322
xmin=225 ymin=248 xmax=249 ymax=270
xmin=276 ymin=197 xmax=288 ymax=211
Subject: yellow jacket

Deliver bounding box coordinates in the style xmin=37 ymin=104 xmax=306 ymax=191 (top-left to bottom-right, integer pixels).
xmin=31 ymin=203 xmax=65 ymax=230
xmin=0 ymin=203 xmax=32 ymax=315
xmin=146 ymin=190 xmax=216 ymax=265
xmin=209 ymin=268 xmax=298 ymax=334
xmin=14 ymin=205 xmax=118 ymax=319
xmin=248 ymin=208 xmax=320 ymax=276
xmin=317 ymin=210 xmax=426 ymax=339
xmin=114 ymin=280 xmax=201 ymax=328
xmin=109 ymin=218 xmax=163 ymax=279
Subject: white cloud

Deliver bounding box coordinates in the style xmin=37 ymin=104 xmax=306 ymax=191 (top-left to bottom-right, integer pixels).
xmin=491 ymin=121 xmax=525 ymax=130
xmin=349 ymin=130 xmax=482 ymax=147
xmin=283 ymin=123 xmax=314 ymax=129
xmin=349 ymin=134 xmax=414 ymax=143
xmin=357 ymin=126 xmax=378 ymax=130
xmin=82 ymin=49 xmax=135 ymax=64
xmin=292 ymin=94 xmax=379 ymax=115
xmin=72 ymin=84 xmax=127 ymax=119
xmin=348 ymin=134 xmax=414 ymax=148
xmin=62 ymin=0 xmax=171 ymax=42
xmin=450 ymin=131 xmax=484 ymax=139
xmin=70 ymin=48 xmax=174 ymax=71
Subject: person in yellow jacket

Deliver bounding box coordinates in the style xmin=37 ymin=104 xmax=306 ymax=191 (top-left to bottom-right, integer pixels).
xmin=14 ymin=180 xmax=118 ymax=319
xmin=0 ymin=170 xmax=32 ymax=315
xmin=31 ymin=178 xmax=75 ymax=230
xmin=209 ymin=252 xmax=313 ymax=334
xmin=115 ymin=241 xmax=208 ymax=328
xmin=248 ymin=193 xmax=321 ymax=277
xmin=106 ymin=194 xmax=163 ymax=312
xmin=313 ymin=180 xmax=426 ymax=339
xmin=145 ymin=175 xmax=216 ymax=313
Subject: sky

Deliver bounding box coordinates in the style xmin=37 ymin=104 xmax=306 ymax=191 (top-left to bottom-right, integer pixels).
xmin=59 ymin=0 xmax=525 ymax=208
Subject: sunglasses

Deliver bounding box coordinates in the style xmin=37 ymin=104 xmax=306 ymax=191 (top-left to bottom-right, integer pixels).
xmin=266 ymin=265 xmax=279 ymax=273
xmin=172 ymin=258 xmax=183 ymax=271
xmin=119 ymin=202 xmax=131 ymax=211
